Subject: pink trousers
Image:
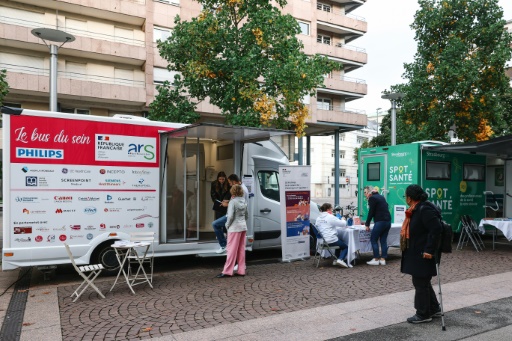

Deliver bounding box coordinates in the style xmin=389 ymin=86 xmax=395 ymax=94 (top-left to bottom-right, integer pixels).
xmin=222 ymin=231 xmax=246 ymax=276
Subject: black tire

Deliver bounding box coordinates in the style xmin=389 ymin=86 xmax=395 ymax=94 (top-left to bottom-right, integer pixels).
xmin=93 ymin=242 xmax=120 ymax=275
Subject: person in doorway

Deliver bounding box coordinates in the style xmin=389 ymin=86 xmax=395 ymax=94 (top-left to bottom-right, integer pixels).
xmin=315 ymin=203 xmax=349 ymax=268
xmin=210 ymin=171 xmax=230 ymax=220
xmin=216 ymin=184 xmax=248 ymax=278
xmin=364 ymin=185 xmax=392 ymax=266
xmin=211 ymin=174 xmax=249 ymax=254
xmin=401 ymin=184 xmax=442 ymax=324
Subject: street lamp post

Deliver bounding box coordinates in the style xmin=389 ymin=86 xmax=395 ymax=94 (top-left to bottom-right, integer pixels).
xmin=31 ymin=28 xmax=75 ymax=112
xmin=381 ymin=93 xmax=405 ymax=146
xmin=376 ymin=107 xmax=382 ymax=136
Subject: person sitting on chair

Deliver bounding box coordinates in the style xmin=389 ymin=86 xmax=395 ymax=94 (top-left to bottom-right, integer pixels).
xmin=315 ymin=203 xmax=349 ymax=268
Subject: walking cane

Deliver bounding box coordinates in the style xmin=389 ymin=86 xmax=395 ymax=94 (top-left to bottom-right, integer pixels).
xmin=435 ymin=251 xmax=446 ymax=331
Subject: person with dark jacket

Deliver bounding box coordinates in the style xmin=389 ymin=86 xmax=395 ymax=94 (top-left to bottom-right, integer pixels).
xmin=400 ymin=184 xmax=442 ymax=324
xmin=211 ymin=171 xmax=230 ymax=220
xmin=364 ymin=186 xmax=392 ymax=265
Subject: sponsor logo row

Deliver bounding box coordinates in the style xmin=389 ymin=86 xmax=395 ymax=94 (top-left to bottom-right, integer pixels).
xmin=24 ymin=176 xmax=151 ymax=188
xmin=22 ymin=166 xmax=151 ymax=176
xmin=14 ymin=222 xmax=153 ymax=234
xmin=19 ymin=207 xmax=148 ymax=215
xmin=15 ymin=195 xmax=157 ymax=204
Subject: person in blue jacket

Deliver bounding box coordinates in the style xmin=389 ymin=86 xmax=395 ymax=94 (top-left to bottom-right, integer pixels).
xmin=364 ymin=186 xmax=392 ymax=266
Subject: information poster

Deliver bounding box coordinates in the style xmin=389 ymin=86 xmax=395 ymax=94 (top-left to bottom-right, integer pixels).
xmin=279 ymin=165 xmax=311 ymax=262
xmin=394 ymin=205 xmax=406 ymax=224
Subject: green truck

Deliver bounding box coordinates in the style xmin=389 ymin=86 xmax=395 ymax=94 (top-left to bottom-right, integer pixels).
xmin=358 ymin=142 xmax=486 ymax=231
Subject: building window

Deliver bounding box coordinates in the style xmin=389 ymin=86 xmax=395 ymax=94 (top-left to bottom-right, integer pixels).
xmin=340 ymin=150 xmax=345 ymax=159
xmin=331 ymin=168 xmax=346 ymax=177
xmin=317 ymin=2 xmax=332 ymax=12
xmin=331 ymin=149 xmax=335 ymax=158
xmin=339 ymin=184 xmax=346 ymax=189
xmin=61 ymin=108 xmax=90 ymax=115
xmin=154 ymin=26 xmax=172 ymax=43
xmin=317 ymin=97 xmax=331 ymax=110
xmin=357 ymin=136 xmax=368 ymax=144
xmin=317 ymin=34 xmax=331 ymax=45
xmin=339 ymin=134 xmax=345 ymax=141
xmin=153 ymin=67 xmax=179 ymax=85
xmin=155 ymin=0 xmax=180 ymax=5
xmin=298 ymin=21 xmax=310 ymax=35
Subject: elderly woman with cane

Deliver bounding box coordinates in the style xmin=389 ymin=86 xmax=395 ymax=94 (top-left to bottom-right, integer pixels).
xmin=401 ymin=184 xmax=443 ymax=324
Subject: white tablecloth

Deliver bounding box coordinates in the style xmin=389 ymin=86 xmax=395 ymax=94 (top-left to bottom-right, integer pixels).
xmin=320 ymin=224 xmax=401 ymax=267
xmin=478 ymin=219 xmax=512 ymax=241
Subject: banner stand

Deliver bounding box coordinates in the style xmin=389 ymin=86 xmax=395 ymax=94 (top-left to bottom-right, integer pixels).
xmin=278 ymin=165 xmax=311 ymax=262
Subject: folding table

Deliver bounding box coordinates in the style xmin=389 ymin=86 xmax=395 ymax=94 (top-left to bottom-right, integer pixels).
xmin=110 ymin=241 xmax=153 ymax=294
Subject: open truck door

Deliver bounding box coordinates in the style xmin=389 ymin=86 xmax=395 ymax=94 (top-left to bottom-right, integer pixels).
xmin=158 ymin=123 xmax=292 ymax=252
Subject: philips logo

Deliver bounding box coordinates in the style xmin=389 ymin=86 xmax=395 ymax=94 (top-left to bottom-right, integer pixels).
xmin=16 ymin=148 xmax=63 ymax=159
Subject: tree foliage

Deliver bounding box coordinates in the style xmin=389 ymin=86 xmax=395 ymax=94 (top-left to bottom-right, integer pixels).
xmin=0 ymin=69 xmax=8 ymax=106
xmin=387 ymin=0 xmax=512 ymax=143
xmin=150 ymin=0 xmax=340 ymax=136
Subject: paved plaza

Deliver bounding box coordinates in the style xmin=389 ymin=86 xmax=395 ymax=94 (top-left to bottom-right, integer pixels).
xmin=1 ymin=241 xmax=512 ymax=340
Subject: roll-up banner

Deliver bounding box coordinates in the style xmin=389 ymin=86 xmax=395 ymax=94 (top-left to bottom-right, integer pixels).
xmin=279 ymin=165 xmax=311 ymax=262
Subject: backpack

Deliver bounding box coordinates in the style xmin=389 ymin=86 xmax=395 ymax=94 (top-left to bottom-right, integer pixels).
xmin=421 ymin=201 xmax=452 ymax=254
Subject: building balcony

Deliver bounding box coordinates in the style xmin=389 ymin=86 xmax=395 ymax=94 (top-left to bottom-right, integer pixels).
xmin=317 ymin=76 xmax=367 ymax=101
xmin=316 ymin=10 xmax=367 ymax=43
xmin=330 ymin=0 xmax=366 ymax=14
xmin=313 ymin=42 xmax=367 ymax=72
xmin=4 ymin=67 xmax=146 ymax=107
xmin=12 ymin=0 xmax=146 ymax=26
xmin=0 ymin=22 xmax=146 ymax=66
xmin=310 ymin=105 xmax=367 ymax=127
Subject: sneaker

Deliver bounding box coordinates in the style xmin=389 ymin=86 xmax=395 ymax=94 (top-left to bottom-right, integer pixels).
xmin=407 ymin=314 xmax=432 ymax=324
xmin=332 ymin=260 xmax=337 ymax=266
xmin=336 ymin=259 xmax=348 ymax=268
xmin=380 ymin=259 xmax=386 ymax=266
xmin=234 ymin=264 xmax=238 ymax=271
xmin=215 ymin=247 xmax=227 ymax=254
xmin=367 ymin=259 xmax=380 ymax=266
xmin=431 ymin=307 xmax=442 ymax=318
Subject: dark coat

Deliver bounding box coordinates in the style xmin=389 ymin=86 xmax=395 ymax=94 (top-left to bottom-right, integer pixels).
xmin=365 ymin=193 xmax=391 ymax=226
xmin=401 ymin=201 xmax=442 ymax=278
xmin=210 ymin=180 xmax=230 ymax=215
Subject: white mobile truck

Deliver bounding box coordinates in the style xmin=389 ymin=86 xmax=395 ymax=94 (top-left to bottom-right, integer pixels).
xmin=2 ymin=109 xmax=292 ymax=272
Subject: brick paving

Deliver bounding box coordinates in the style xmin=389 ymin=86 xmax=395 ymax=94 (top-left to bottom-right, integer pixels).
xmin=54 ymin=244 xmax=512 ymax=341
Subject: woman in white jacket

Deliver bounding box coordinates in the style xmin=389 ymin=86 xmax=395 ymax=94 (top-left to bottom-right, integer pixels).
xmin=315 ymin=203 xmax=349 ymax=268
xmin=216 ymin=184 xmax=248 ymax=278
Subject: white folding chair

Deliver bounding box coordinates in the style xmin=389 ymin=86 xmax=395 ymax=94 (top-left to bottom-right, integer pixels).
xmin=64 ymin=243 xmax=105 ymax=302
xmin=128 ymin=232 xmax=155 ymax=285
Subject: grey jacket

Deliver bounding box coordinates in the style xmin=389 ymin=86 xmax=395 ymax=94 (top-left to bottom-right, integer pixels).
xmin=225 ymin=197 xmax=248 ymax=232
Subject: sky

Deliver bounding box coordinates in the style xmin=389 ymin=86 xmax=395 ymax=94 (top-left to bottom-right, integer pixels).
xmin=349 ymin=0 xmax=512 ymax=118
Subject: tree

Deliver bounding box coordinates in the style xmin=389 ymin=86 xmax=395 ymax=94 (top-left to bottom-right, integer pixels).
xmin=387 ymin=0 xmax=512 ymax=143
xmin=150 ymin=0 xmax=340 ymax=137
xmin=0 ymin=69 xmax=8 ymax=106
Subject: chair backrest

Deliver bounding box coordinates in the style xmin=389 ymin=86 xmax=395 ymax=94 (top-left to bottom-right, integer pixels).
xmin=310 ymin=223 xmax=322 ymax=239
xmin=63 ymin=243 xmax=82 ymax=273
xmin=130 ymin=232 xmax=156 ymax=242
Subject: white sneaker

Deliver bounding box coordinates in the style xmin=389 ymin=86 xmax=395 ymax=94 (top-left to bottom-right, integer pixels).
xmin=380 ymin=259 xmax=386 ymax=266
xmin=215 ymin=247 xmax=227 ymax=254
xmin=332 ymin=260 xmax=338 ymax=266
xmin=336 ymin=259 xmax=348 ymax=268
xmin=234 ymin=264 xmax=238 ymax=271
xmin=367 ymin=259 xmax=380 ymax=266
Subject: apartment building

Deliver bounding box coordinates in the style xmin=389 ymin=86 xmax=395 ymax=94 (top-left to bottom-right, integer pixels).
xmin=0 ymin=0 xmax=367 ymax=125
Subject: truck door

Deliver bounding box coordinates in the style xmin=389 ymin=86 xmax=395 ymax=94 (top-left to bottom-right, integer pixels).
xmin=359 ymin=154 xmax=387 ymax=221
xmin=253 ymin=157 xmax=283 ymax=248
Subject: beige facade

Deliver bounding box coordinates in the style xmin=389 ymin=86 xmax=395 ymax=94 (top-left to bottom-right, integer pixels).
xmin=0 ymin=0 xmax=368 ymax=132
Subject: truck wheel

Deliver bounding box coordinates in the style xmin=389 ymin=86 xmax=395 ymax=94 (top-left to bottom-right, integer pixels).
xmin=93 ymin=242 xmax=120 ymax=275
